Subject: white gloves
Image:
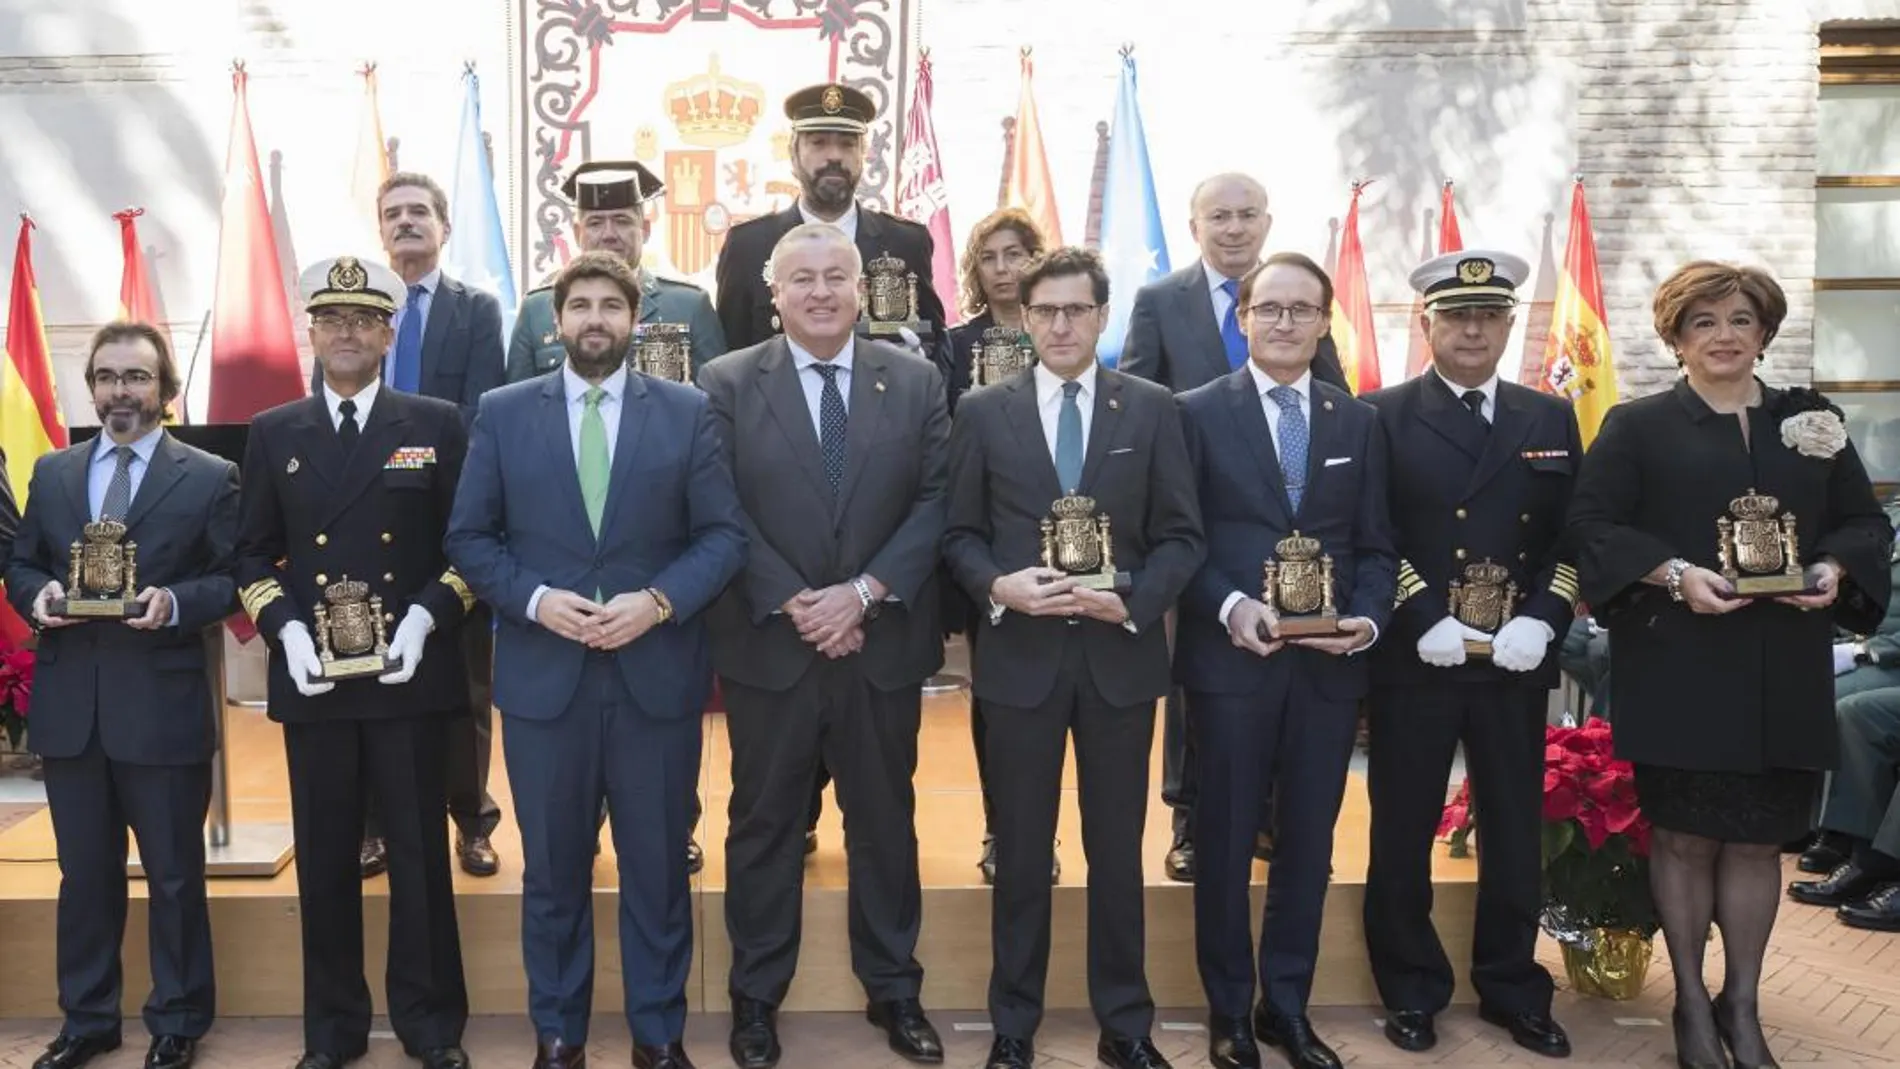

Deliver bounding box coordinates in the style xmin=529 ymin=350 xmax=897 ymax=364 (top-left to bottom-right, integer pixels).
xmin=896 ymin=326 xmax=927 ymax=358
xmin=1834 ymin=642 xmax=1860 ymax=676
xmin=379 ymin=605 xmax=436 ymax=685
xmin=1417 ymin=615 xmax=1493 ymax=668
xmin=278 ymin=621 xmax=335 ymax=697
xmin=1491 ymin=616 xmax=1556 ymax=673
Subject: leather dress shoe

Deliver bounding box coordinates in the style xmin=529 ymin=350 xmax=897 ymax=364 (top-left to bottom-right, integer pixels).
xmin=984 ymin=1036 xmax=1034 ymax=1069
xmin=1254 ymin=831 xmax=1275 ymax=862
xmin=359 ymin=837 xmax=388 ymax=879
xmin=866 ymin=998 xmax=944 ymax=1063
xmin=728 ymin=996 xmax=780 ymax=1069
xmin=1206 ymin=1015 xmax=1261 ymax=1069
xmin=1383 ymin=1010 xmax=1437 ymax=1052
xmin=1478 ymin=1005 xmax=1571 ymax=1058
xmin=292 ymin=1053 xmax=364 ymax=1069
xmin=146 ymin=1035 xmax=196 ymax=1069
xmin=1799 ymin=833 xmax=1851 ymax=874
xmin=685 ymin=838 xmax=703 ymax=875
xmin=1789 ymin=860 xmax=1884 ymax=907
xmin=32 ymin=1031 xmax=121 ymax=1069
xmin=1840 ymin=881 xmax=1900 ymax=931
xmin=418 ymin=1046 xmax=470 ymax=1069
xmin=979 ymin=835 xmax=997 ymax=885
xmin=1251 ymin=1007 xmax=1341 ymax=1069
xmin=1164 ymin=834 xmax=1195 ymax=883
xmin=633 ymin=1042 xmax=695 ymax=1069
xmin=531 ymin=1035 xmax=585 ymax=1069
xmin=1097 ymin=1035 xmax=1172 ymax=1069
xmin=457 ymin=834 xmax=499 ymax=877
xmin=804 ymin=830 xmax=819 ymax=856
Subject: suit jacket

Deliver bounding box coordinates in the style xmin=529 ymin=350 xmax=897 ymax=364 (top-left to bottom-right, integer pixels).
xmin=307 ymin=271 xmax=504 ymax=422
xmin=445 ymin=370 xmax=747 ymax=721
xmin=943 ymin=366 xmax=1205 ymax=709
xmin=5 ymin=434 xmax=239 ymax=764
xmin=236 ymin=390 xmax=474 ymax=723
xmin=698 ymin=336 xmax=949 ymax=692
xmin=1857 ymin=498 xmax=1900 ymax=664
xmin=505 ymin=268 xmax=726 ymax=384
xmin=1175 ymin=368 xmax=1398 ymax=700
xmin=712 ymin=202 xmax=953 ymax=382
xmin=1362 ymin=373 xmax=1584 ymax=688
xmin=1120 ymin=262 xmax=1349 ymax=394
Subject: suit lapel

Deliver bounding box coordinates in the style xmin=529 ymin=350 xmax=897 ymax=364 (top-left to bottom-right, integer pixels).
xmin=1076 ymin=370 xmax=1124 ymax=496
xmin=598 ymin=372 xmax=652 ymax=542
xmin=1465 ymin=384 xmax=1537 ymax=498
xmin=537 ymin=375 xmax=595 ymax=547
xmin=756 ymin=339 xmax=833 ymax=503
xmin=1301 ymin=384 xmax=1342 ymax=518
xmin=57 ymin=442 xmax=91 ymax=522
xmin=319 ymin=392 xmax=409 ymax=530
xmin=123 ymin=433 xmax=187 ymax=531
xmin=1417 ymin=372 xmax=1488 ymax=461
xmin=291 ymin=396 xmax=345 ymax=491
xmin=1002 ymin=369 xmax=1064 ymax=502
xmin=1183 ymin=265 xmax=1230 ymax=383
xmin=419 ymin=277 xmax=458 ymax=386
xmin=1225 ymin=370 xmax=1294 ymax=522
xmin=834 ymin=343 xmax=889 ymax=518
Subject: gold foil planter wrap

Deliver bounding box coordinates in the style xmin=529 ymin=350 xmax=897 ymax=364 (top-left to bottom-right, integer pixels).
xmin=1559 ymin=928 xmax=1653 ymax=1001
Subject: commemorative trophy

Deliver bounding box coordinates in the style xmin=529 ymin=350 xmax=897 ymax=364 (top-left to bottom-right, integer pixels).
xmin=1260 ymin=531 xmax=1343 ymax=636
xmin=1448 ymin=558 xmax=1520 ymax=657
xmin=308 ymin=576 xmax=394 ymax=681
xmin=51 ymin=519 xmax=141 ymax=618
xmin=970 ymin=326 xmax=1035 ymax=387
xmin=1715 ymin=488 xmax=1814 ymax=597
xmin=630 ymin=322 xmax=693 ymax=384
xmin=856 ymin=252 xmax=933 ymax=340
xmin=1040 ymin=495 xmax=1132 ymax=593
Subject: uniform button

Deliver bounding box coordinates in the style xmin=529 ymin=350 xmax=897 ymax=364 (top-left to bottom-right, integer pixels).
xmin=1455 ymin=508 xmax=1468 ymax=520
xmin=1519 ymin=552 xmax=1529 ymax=562
xmin=1520 ymin=513 xmax=1531 ymax=523
xmin=315 ymin=573 xmax=328 ymax=586
xmin=383 ymin=573 xmax=395 ymax=583
xmin=1455 ymin=548 xmax=1468 ymax=561
xmin=381 ymin=532 xmax=393 ymax=544
xmin=384 ymin=612 xmax=396 ymax=624
xmin=315 ymin=533 xmax=328 ymax=546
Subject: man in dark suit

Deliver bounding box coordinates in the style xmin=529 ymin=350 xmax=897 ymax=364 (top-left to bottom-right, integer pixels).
xmin=943 ymin=247 xmax=1204 ymax=1069
xmin=312 ymin=172 xmax=508 ymax=881
xmin=1360 ymin=251 xmax=1578 ymax=1058
xmin=700 ymin=223 xmax=949 ymax=1069
xmin=238 ymin=257 xmax=473 ymax=1069
xmin=5 ymin=323 xmax=236 ymax=1069
xmin=1175 ymin=253 xmax=1397 ymax=1069
xmin=447 ymin=251 xmax=747 ymax=1069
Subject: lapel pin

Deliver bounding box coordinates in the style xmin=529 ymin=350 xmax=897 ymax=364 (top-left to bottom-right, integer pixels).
xmin=1323 ymin=400 xmax=1335 ymax=411
xmin=1108 ymin=397 xmax=1120 ymax=411
xmin=286 ymin=457 xmax=300 ymax=474
xmin=875 ymin=380 xmax=886 ymax=393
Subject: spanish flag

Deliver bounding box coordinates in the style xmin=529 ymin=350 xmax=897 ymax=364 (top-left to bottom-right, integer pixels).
xmin=1405 ymin=180 xmax=1465 ymax=378
xmin=1538 ymin=179 xmax=1618 ymax=446
xmin=348 ymin=63 xmax=390 ymax=250
xmin=2 ymin=216 xmax=66 ymax=643
xmin=1330 ymin=182 xmax=1381 ymax=394
xmin=1004 ymin=47 xmax=1063 ymax=246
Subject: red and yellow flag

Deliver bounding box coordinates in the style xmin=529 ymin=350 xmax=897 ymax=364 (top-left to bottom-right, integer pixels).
xmin=1405 ymin=180 xmax=1465 ymax=378
xmin=1537 ymin=179 xmax=1618 ymax=446
xmin=349 ymin=63 xmax=390 ymax=250
xmin=2 ymin=215 xmax=67 ymax=643
xmin=1004 ymin=47 xmax=1063 ymax=246
xmin=116 ymin=208 xmax=179 ymax=423
xmin=1330 ymin=183 xmax=1381 ymax=395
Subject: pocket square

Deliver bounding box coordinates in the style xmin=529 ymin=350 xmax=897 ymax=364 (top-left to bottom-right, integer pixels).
xmin=1108 ymin=447 xmax=1134 ymax=455
xmin=1323 ymin=456 xmax=1353 ymax=467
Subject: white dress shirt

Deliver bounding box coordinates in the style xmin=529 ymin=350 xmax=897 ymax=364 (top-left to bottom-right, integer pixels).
xmin=1432 ymin=367 xmax=1499 ymax=423
xmin=382 ymin=267 xmax=439 ymax=385
xmin=526 ymin=363 xmax=630 ymax=621
xmin=1205 ymin=260 xmax=1241 ymax=329
xmin=789 ymin=336 xmax=854 ymax=438
xmin=86 ymin=426 xmax=177 ymax=624
xmin=1034 ymin=360 xmax=1097 ymax=461
xmin=798 ymin=200 xmax=860 ymax=243
xmin=323 ymin=379 xmax=380 ymax=431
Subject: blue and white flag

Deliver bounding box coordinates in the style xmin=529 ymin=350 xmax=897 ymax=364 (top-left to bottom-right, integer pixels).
xmin=444 ymin=69 xmax=520 ymax=340
xmin=1095 ymin=51 xmax=1169 ymax=368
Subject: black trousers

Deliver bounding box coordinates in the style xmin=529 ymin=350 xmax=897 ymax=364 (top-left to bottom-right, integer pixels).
xmin=723 ymin=660 xmax=924 ymax=1006
xmin=1363 ymin=682 xmax=1554 ymax=1016
xmin=283 ymin=714 xmax=467 ymax=1056
xmin=43 ymin=736 xmax=214 ymax=1040
xmin=985 ymin=635 xmax=1155 ymax=1041
xmin=367 ymin=604 xmax=501 ymax=840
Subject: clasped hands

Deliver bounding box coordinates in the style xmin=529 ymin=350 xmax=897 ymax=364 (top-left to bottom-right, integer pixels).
xmin=1224 ymin=596 xmax=1372 ymax=658
xmin=535 ymin=588 xmax=664 ymax=650
xmin=783 ymin=577 xmax=884 ymax=659
xmin=1673 ymin=559 xmax=1842 ymax=616
xmin=990 ymin=567 xmax=1129 ymax=627
xmin=32 ymin=580 xmax=173 ymax=631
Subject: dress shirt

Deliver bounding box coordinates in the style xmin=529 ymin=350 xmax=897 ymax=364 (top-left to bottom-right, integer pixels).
xmin=323 ymin=379 xmax=381 ymax=432
xmin=1205 ymin=260 xmax=1241 ymax=328
xmin=87 ymin=426 xmax=178 ymax=625
xmin=526 ymin=363 xmax=630 ymax=621
xmin=798 ymin=200 xmax=860 ymax=243
xmin=382 ymin=267 xmax=439 ymax=385
xmin=1431 ymin=367 xmax=1498 ymax=423
xmin=789 ymin=335 xmax=855 ymax=439
xmin=1033 ymin=359 xmax=1097 ymax=460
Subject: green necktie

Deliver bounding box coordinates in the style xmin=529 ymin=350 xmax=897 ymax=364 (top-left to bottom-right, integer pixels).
xmin=579 ymin=386 xmax=609 ymax=536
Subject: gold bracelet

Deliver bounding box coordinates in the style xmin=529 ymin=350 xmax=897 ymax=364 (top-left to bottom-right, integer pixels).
xmin=646 ymin=587 xmax=675 ymax=623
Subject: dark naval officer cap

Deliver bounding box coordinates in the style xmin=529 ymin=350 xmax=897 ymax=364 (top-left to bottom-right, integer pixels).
xmin=561 ymin=161 xmax=666 ymax=212
xmin=784 ymin=81 xmax=874 ymax=135
xmin=1409 ymin=250 xmax=1531 ymax=310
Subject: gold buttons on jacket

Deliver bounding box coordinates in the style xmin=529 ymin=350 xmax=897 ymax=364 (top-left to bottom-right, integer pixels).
xmin=1519 ymin=552 xmax=1529 ymax=562
xmin=384 ymin=612 xmax=395 ymax=623
xmin=381 ymin=532 xmax=393 ymax=544
xmin=1520 ymin=513 xmax=1531 ymax=523
xmin=1455 ymin=548 xmax=1468 ymax=561
xmin=1455 ymin=508 xmax=1468 ymax=520
xmin=315 ymin=533 xmax=328 ymax=546
xmin=315 ymin=574 xmax=328 ymax=586
xmin=383 ymin=573 xmax=395 ymax=583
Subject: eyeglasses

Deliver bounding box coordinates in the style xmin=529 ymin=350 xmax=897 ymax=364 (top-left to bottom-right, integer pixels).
xmin=1244 ymin=302 xmax=1326 ymax=326
xmin=89 ymin=369 xmax=156 ymax=389
xmin=1025 ymin=303 xmax=1100 ymax=326
xmin=311 ymin=312 xmax=388 ymax=334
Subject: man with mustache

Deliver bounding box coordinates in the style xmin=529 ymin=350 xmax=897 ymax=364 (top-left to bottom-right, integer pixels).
xmin=506 ymin=162 xmax=726 ymax=384
xmin=5 ymin=323 xmax=236 ymax=1069
xmin=448 ymin=251 xmax=746 ymax=1069
xmin=237 ymin=257 xmax=475 ymax=1069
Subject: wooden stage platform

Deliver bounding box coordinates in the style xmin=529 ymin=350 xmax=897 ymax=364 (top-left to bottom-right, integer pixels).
xmin=0 ymin=692 xmax=1480 ymax=1019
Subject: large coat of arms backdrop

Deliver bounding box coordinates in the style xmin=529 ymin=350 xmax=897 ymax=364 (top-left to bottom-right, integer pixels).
xmin=515 ymin=0 xmax=916 ymax=286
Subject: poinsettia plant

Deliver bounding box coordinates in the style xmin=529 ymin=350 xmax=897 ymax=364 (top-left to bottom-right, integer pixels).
xmin=1437 ymin=778 xmax=1475 ymax=858
xmin=0 ymin=639 xmax=33 ymax=750
xmin=1539 ymin=717 xmax=1658 ymax=939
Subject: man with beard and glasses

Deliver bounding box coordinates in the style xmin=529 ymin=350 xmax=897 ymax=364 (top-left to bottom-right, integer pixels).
xmin=237 ymin=257 xmax=475 ymax=1069
xmin=448 ymin=251 xmax=746 ymax=1069
xmin=5 ymin=323 xmax=237 ymax=1069
xmin=507 ymin=162 xmax=726 ymax=384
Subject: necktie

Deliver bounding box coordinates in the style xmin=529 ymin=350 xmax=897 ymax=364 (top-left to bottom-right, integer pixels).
xmin=814 ymin=363 xmax=848 ymax=497
xmin=337 ymin=398 xmax=361 ymax=454
xmin=1461 ymin=388 xmax=1489 ymax=428
xmin=390 ymin=284 xmax=425 ymax=394
xmin=579 ymin=387 xmax=610 ymax=535
xmin=1055 ymin=380 xmax=1084 ymax=493
xmin=100 ymin=446 xmax=134 ymax=521
xmin=1219 ymin=278 xmax=1247 ymax=371
xmin=1269 ymin=385 xmax=1308 ymax=512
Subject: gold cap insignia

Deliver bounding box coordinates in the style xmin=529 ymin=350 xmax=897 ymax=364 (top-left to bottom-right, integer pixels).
xmin=1457 ymin=258 xmax=1495 ymax=285
xmin=821 ymin=86 xmax=844 ymax=113
xmin=329 ymin=256 xmax=369 ymax=292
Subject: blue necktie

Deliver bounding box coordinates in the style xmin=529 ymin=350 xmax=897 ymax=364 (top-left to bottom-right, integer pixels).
xmin=390 ymin=283 xmax=425 ymax=393
xmin=1270 ymin=385 xmax=1308 ymax=512
xmin=1055 ymin=380 xmax=1084 ymax=493
xmin=814 ymin=363 xmax=848 ymax=497
xmin=1219 ymin=278 xmax=1247 ymax=370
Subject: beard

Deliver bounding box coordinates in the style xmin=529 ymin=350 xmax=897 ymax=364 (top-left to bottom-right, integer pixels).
xmin=95 ymin=396 xmax=162 ymax=437
xmin=562 ymin=328 xmax=632 ymax=379
xmin=798 ymin=164 xmax=859 ymax=214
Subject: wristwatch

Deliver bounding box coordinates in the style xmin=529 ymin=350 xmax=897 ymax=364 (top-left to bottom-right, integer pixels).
xmin=1664 ymin=558 xmax=1692 ymax=603
xmin=852 ymin=576 xmax=881 ymax=621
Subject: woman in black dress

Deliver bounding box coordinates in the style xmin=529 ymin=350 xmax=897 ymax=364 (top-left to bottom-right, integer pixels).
xmin=1570 ymin=261 xmax=1891 ymax=1068
xmin=945 ymin=208 xmax=1046 ymax=882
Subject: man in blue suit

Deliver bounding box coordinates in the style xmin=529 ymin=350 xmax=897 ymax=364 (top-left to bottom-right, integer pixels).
xmin=446 ymin=251 xmax=747 ymax=1069
xmin=1175 ymin=252 xmax=1397 ymax=1069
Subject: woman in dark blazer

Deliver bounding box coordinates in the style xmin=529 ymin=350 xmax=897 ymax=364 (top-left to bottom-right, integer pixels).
xmin=1570 ymin=261 xmax=1891 ymax=1069
xmin=945 ymin=207 xmax=1045 ymax=883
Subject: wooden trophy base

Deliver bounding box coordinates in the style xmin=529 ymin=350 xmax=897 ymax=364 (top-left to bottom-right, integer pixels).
xmin=49 ymin=596 xmax=140 ymax=619
xmin=310 ymin=653 xmax=395 ymax=682
xmin=1464 ymin=640 xmax=1494 ymax=658
xmin=1070 ymin=570 xmax=1133 ymax=595
xmin=857 ymin=319 xmax=934 ymax=339
xmin=1730 ymin=572 xmax=1819 ymax=599
xmin=1275 ymin=613 xmax=1345 ymax=637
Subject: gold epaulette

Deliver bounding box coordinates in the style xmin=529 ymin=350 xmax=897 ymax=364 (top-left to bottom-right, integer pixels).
xmin=239 ymin=577 xmax=285 ymax=623
xmin=1394 ymin=560 xmax=1429 ymax=607
xmin=440 ymin=569 xmax=476 ymax=613
xmin=1550 ymin=563 xmax=1580 ymax=606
